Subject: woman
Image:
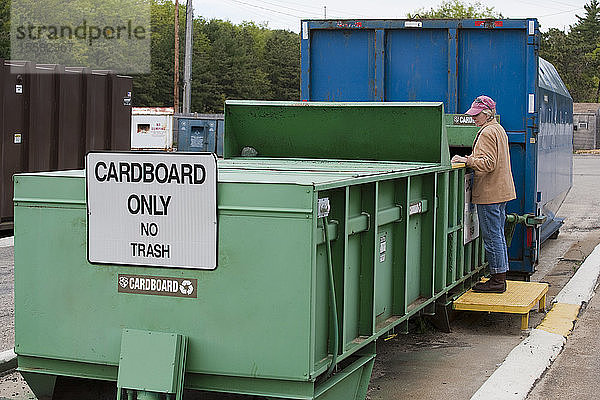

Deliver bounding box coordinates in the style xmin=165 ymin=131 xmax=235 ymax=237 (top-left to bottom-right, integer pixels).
xmin=451 ymin=95 xmax=516 ymax=293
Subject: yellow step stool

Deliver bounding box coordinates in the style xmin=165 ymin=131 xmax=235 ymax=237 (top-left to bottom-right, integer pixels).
xmin=453 ymin=280 xmax=548 ymax=330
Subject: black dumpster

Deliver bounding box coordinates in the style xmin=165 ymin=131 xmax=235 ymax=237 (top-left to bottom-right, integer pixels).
xmin=0 ymin=60 xmax=132 ymax=231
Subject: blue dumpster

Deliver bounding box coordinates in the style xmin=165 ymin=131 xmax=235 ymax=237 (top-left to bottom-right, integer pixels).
xmin=176 ymin=114 xmax=224 ymax=156
xmin=299 ymin=18 xmax=573 ymax=275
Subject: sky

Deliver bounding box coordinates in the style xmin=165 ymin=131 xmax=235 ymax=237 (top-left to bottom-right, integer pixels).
xmin=193 ymin=0 xmax=591 ymax=32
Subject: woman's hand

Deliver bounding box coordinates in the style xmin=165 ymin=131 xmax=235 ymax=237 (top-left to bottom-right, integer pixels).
xmin=451 ymin=155 xmax=468 ymax=164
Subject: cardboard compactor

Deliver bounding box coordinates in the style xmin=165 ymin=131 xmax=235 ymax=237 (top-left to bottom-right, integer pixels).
xmin=14 ymin=101 xmax=486 ymax=400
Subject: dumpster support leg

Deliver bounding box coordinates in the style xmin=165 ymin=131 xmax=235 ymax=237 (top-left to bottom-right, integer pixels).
xmin=427 ymin=299 xmax=452 ymax=333
xmin=314 ymin=354 xmax=375 ymax=400
xmin=20 ymin=372 xmax=56 ymax=400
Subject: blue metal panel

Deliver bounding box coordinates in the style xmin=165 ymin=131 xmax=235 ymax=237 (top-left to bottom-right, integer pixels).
xmin=457 ymin=28 xmax=528 ymax=133
xmin=300 ymin=18 xmax=573 ymax=274
xmin=447 ymin=29 xmax=458 ymax=113
xmin=178 ymin=119 xmax=208 ymax=152
xmin=508 ymin=144 xmax=526 ymax=265
xmin=375 ymin=30 xmax=385 ymax=101
xmin=216 ymin=119 xmax=224 ymax=157
xmin=176 ymin=115 xmax=224 ymax=156
xmin=300 ymin=22 xmax=310 ymax=101
xmin=518 ymin=18 xmax=540 ymax=272
xmin=537 ymin=58 xmax=573 ymax=242
xmin=384 ymin=29 xmax=449 ymax=106
xmin=309 ymin=29 xmax=376 ymax=101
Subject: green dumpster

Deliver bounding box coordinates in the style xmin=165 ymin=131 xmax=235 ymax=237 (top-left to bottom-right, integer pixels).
xmin=14 ymin=101 xmax=486 ymax=399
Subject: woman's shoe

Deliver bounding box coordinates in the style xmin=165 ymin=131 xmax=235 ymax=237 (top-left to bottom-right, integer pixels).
xmin=472 ymin=273 xmax=507 ymax=293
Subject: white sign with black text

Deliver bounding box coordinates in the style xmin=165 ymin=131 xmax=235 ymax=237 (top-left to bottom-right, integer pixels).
xmin=86 ymin=152 xmax=217 ymax=269
xmin=463 ymin=172 xmax=480 ymax=244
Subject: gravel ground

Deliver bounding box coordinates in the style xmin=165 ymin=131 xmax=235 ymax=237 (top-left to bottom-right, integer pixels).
xmin=0 ymin=243 xmax=14 ymax=353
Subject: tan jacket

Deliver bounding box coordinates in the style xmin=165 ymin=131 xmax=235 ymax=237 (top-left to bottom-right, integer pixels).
xmin=466 ymin=120 xmax=516 ymax=204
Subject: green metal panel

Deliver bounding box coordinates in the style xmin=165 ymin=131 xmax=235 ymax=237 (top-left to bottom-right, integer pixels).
xmin=392 ymin=178 xmax=409 ymax=317
xmin=445 ymin=115 xmax=478 ymax=148
xmin=374 ymin=181 xmax=395 ymax=328
xmin=358 ymin=183 xmax=376 ymax=338
xmin=444 ymin=114 xmax=499 ymax=148
xmin=419 ymin=174 xmax=436 ymax=299
xmin=224 ymin=101 xmax=451 ymax=165
xmin=14 ymin=180 xmax=316 ymax=381
xmin=406 ymin=176 xmax=423 ymax=304
xmin=343 ymin=186 xmax=362 ymax=349
xmin=435 ymin=172 xmax=450 ymax=293
xmin=117 ymin=329 xmax=184 ymax=393
xmin=450 ymin=169 xmax=462 ymax=284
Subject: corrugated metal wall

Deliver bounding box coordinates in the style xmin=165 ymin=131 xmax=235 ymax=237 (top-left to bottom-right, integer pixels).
xmin=0 ymin=60 xmax=132 ymax=230
xmin=573 ymin=112 xmax=599 ymax=150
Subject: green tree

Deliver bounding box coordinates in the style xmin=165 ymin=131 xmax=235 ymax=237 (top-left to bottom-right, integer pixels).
xmin=542 ymin=0 xmax=600 ymax=102
xmin=572 ymin=0 xmax=600 ymax=43
xmin=0 ymin=0 xmax=10 ymax=59
xmin=264 ymin=30 xmax=300 ymax=100
xmin=9 ymin=0 xmax=150 ymax=73
xmin=190 ymin=22 xmax=216 ymax=112
xmin=128 ymin=1 xmax=304 ymax=111
xmin=570 ymin=0 xmax=600 ymax=102
xmin=407 ymin=0 xmax=502 ymax=19
xmin=132 ymin=0 xmax=184 ymax=107
xmin=540 ymin=28 xmax=590 ymax=101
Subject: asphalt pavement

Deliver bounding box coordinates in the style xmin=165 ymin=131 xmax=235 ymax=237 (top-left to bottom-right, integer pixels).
xmin=527 ymin=280 xmax=600 ymax=399
xmin=526 ymin=154 xmax=600 ymax=400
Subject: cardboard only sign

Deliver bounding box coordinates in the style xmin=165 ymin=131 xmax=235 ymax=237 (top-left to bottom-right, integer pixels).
xmin=86 ymin=152 xmax=217 ymax=270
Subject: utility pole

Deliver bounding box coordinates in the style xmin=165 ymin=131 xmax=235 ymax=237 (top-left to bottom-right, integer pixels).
xmin=324 ymin=5 xmax=327 ymax=18
xmin=182 ymin=0 xmax=193 ymax=114
xmin=174 ymin=0 xmax=180 ymax=113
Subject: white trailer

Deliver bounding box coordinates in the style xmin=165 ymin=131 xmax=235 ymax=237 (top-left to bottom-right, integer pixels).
xmin=131 ymin=107 xmax=174 ymax=150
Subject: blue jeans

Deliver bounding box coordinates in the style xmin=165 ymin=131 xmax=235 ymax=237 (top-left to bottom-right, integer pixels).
xmin=477 ymin=202 xmax=509 ymax=274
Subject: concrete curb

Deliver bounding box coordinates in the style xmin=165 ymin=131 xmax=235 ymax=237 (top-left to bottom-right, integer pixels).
xmin=471 ymin=329 xmax=565 ymax=400
xmin=553 ymin=243 xmax=600 ymax=305
xmin=470 ymin=242 xmax=600 ymax=400
xmin=0 ymin=349 xmax=16 ymax=374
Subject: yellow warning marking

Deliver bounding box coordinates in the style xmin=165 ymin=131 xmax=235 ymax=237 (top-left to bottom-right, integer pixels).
xmin=384 ymin=333 xmax=397 ymax=342
xmin=537 ymin=303 xmax=580 ymax=337
xmin=453 ymin=280 xmax=548 ymax=330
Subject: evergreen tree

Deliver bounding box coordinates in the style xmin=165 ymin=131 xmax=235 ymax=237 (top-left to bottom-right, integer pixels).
xmin=570 ymin=0 xmax=600 ymax=102
xmin=264 ymin=30 xmax=300 ymax=100
xmin=133 ymin=0 xmax=185 ymax=108
xmin=572 ymin=0 xmax=600 ymax=44
xmin=407 ymin=0 xmax=502 ymax=19
xmin=0 ymin=0 xmax=9 ymax=59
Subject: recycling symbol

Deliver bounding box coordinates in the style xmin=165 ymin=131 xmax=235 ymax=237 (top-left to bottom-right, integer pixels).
xmin=180 ymin=280 xmax=194 ymax=295
xmin=119 ymin=277 xmax=129 ymax=288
